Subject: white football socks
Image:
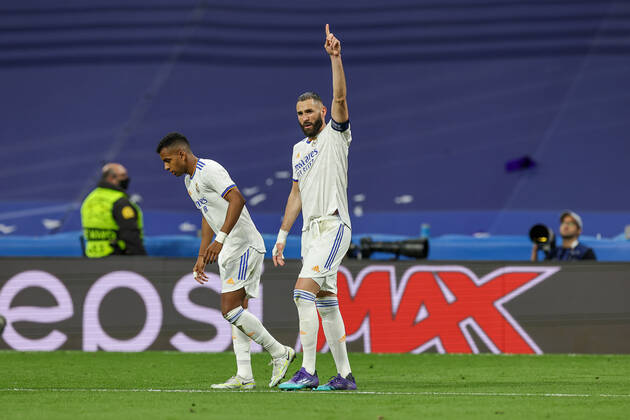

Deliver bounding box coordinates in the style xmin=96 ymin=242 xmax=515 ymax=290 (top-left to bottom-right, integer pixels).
xmin=316 ymin=296 xmax=352 ymax=377
xmin=231 ymin=324 xmax=253 ymax=380
xmin=294 ymin=289 xmax=318 ymax=375
xmin=225 ymin=306 xmax=285 ymax=359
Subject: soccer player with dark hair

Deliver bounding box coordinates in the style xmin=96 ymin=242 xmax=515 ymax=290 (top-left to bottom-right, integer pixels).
xmin=157 ymin=134 xmax=295 ymax=389
xmin=273 ymin=25 xmax=356 ymax=391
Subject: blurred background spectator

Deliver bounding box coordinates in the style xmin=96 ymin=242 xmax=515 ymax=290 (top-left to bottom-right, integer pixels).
xmin=531 ymin=210 xmax=596 ymax=261
xmin=81 ymin=163 xmax=146 ymax=257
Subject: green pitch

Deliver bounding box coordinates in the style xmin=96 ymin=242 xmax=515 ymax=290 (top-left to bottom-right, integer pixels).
xmin=1 ymin=351 xmax=628 ymax=419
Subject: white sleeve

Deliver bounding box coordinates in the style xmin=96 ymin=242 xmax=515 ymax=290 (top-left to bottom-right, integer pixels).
xmin=329 ymin=120 xmax=352 ymax=147
xmin=292 ymin=146 xmax=298 ymax=182
xmin=201 ymin=160 xmax=237 ymax=198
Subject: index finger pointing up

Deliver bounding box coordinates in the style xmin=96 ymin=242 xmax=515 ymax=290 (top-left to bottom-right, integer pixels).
xmin=326 ymin=23 xmax=330 ymax=36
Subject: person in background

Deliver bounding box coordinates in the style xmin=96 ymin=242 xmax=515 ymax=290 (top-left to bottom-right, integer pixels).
xmin=531 ymin=210 xmax=596 ymax=261
xmin=80 ymin=163 xmax=146 ymax=257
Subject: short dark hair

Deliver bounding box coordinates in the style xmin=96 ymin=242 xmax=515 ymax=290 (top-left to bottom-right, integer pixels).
xmin=156 ymin=132 xmax=190 ymax=153
xmin=297 ymin=91 xmax=323 ymax=104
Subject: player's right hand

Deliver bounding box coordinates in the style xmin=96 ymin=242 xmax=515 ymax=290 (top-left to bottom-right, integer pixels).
xmin=192 ymin=257 xmax=209 ymax=284
xmin=272 ymin=242 xmax=285 ymax=267
xmin=324 ymin=24 xmax=341 ymax=57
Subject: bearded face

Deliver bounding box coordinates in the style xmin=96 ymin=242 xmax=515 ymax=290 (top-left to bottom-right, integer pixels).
xmin=300 ymin=113 xmax=324 ymax=137
xmin=296 ymin=99 xmax=326 ymax=138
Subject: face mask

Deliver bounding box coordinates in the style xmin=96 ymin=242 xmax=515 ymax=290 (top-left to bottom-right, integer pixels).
xmin=119 ymin=177 xmax=130 ymax=190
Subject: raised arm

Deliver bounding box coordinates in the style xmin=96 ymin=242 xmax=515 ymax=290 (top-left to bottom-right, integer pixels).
xmin=273 ymin=181 xmax=302 ymax=267
xmin=325 ymin=24 xmax=348 ymax=124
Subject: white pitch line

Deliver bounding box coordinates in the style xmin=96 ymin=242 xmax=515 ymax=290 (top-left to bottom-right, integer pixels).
xmin=1 ymin=388 xmax=629 ymax=398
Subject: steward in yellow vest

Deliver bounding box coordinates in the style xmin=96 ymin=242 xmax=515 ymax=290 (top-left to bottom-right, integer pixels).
xmin=80 ymin=163 xmax=146 ymax=257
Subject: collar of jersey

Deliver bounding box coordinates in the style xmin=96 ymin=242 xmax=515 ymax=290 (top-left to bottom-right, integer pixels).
xmin=191 ymin=159 xmax=205 ymax=179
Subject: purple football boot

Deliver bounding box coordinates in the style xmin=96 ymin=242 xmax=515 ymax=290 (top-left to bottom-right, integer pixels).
xmin=278 ymin=367 xmax=319 ymax=390
xmin=314 ymin=373 xmax=357 ymax=391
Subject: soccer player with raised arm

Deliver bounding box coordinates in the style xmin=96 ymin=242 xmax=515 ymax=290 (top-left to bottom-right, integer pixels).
xmin=274 ymin=24 xmax=356 ymax=391
xmin=157 ymin=134 xmax=295 ymax=389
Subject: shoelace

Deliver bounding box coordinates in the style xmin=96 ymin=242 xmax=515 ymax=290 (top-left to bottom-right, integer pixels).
xmin=268 ymin=348 xmax=290 ymax=368
xmin=269 ymin=358 xmax=285 ymax=370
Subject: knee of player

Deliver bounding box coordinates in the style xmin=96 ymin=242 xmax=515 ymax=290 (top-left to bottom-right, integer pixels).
xmin=221 ymin=298 xmax=244 ymax=319
xmin=293 ymin=289 xmax=316 ymax=305
xmin=315 ymin=296 xmax=339 ymax=313
xmin=223 ymin=306 xmax=244 ymax=323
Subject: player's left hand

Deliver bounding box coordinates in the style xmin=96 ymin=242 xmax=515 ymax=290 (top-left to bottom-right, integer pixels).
xmin=324 ymin=24 xmax=341 ymax=57
xmin=272 ymin=242 xmax=286 ymax=267
xmin=193 ymin=257 xmax=208 ymax=284
xmin=204 ymin=241 xmax=223 ymax=264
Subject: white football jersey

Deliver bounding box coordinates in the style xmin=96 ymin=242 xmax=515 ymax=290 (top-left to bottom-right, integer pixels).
xmin=185 ymin=158 xmax=265 ymax=262
xmin=292 ymin=120 xmax=352 ymax=231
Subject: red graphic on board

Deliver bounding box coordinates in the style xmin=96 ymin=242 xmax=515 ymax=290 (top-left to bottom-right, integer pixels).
xmin=303 ymin=265 xmax=559 ymax=354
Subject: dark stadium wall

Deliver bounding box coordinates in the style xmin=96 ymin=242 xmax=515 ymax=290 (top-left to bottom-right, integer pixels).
xmin=0 ymin=1 xmax=629 ymax=237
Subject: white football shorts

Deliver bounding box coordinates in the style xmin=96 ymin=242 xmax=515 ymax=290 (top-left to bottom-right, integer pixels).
xmin=299 ymin=215 xmax=351 ymax=294
xmin=219 ymin=247 xmax=264 ymax=298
